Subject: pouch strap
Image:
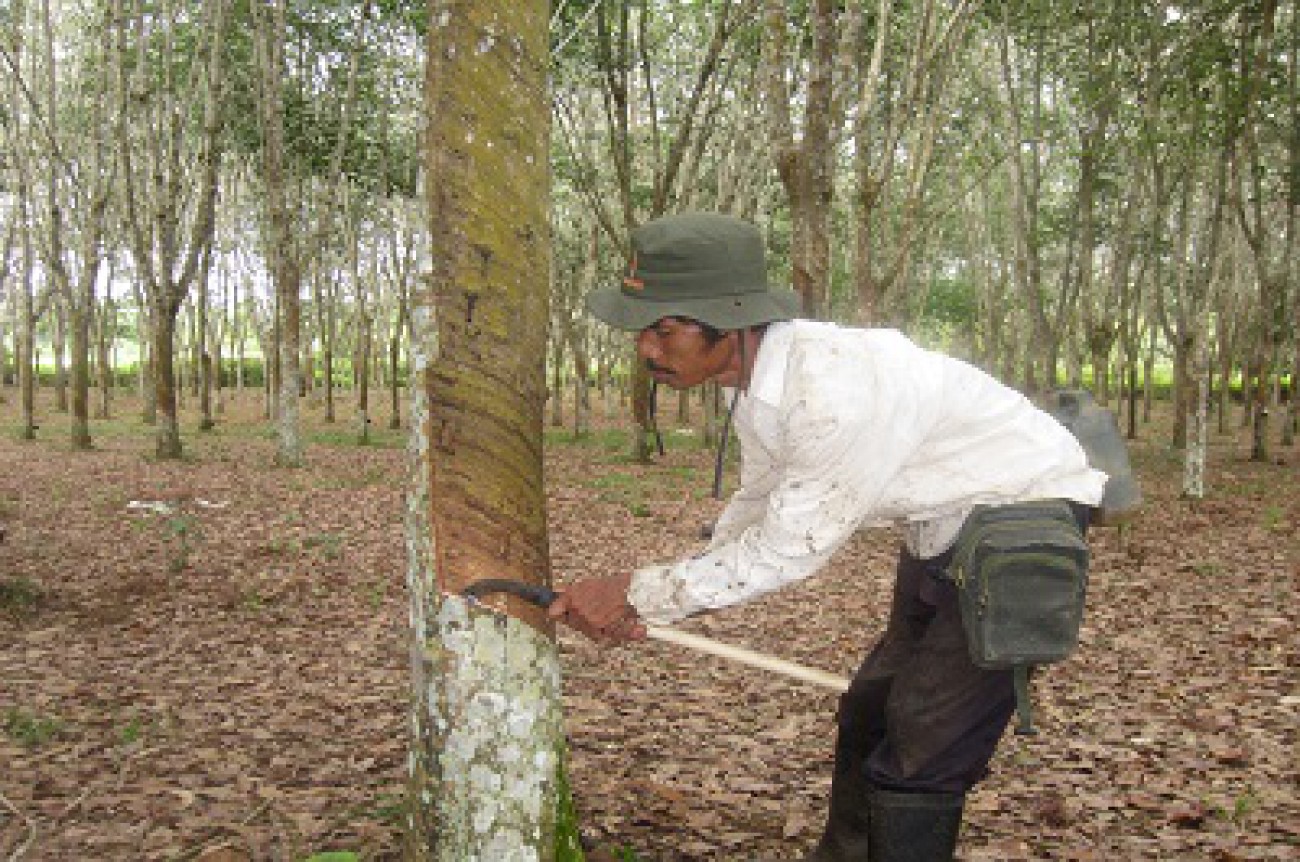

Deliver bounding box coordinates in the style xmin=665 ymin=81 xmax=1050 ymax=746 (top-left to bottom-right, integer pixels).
xmin=1013 ymin=665 xmax=1037 ymax=736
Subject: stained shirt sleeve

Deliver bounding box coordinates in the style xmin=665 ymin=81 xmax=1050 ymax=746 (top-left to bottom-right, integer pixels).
xmin=628 ymin=338 xmax=935 ymax=625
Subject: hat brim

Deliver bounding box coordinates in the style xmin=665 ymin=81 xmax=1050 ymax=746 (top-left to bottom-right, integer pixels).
xmin=585 ymin=284 xmax=802 ymax=331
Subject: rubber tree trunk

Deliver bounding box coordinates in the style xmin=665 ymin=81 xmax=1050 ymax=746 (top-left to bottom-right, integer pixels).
xmin=199 ymin=248 xmax=215 ymax=431
xmin=18 ymin=274 xmax=36 ymax=441
xmin=406 ymin=1 xmax=580 ymax=858
xmin=257 ymin=0 xmax=303 ymax=468
xmin=152 ymin=301 xmax=183 ymax=459
xmin=52 ymin=300 xmax=68 ymax=413
xmin=69 ymin=302 xmax=92 ymax=450
xmin=387 ymin=316 xmax=402 ymax=431
xmin=356 ymin=311 xmax=371 ymax=445
xmin=95 ymin=294 xmax=114 ymax=420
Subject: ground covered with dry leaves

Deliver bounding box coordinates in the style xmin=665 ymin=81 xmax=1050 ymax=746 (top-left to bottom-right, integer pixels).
xmin=1 ymin=389 xmax=1296 ymax=861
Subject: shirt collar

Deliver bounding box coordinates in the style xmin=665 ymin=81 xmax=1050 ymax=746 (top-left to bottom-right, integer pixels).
xmin=745 ymin=320 xmax=794 ymax=407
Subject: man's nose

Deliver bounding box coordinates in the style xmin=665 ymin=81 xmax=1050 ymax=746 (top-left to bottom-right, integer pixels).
xmin=635 ymin=329 xmax=658 ymax=359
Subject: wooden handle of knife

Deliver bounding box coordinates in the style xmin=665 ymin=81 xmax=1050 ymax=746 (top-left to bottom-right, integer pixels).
xmin=644 ymin=625 xmax=850 ymax=693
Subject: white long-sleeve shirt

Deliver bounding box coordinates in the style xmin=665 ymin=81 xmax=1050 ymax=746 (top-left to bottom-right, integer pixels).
xmin=627 ymin=320 xmax=1108 ymax=625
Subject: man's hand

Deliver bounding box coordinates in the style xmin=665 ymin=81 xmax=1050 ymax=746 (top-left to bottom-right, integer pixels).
xmin=548 ymin=572 xmax=647 ymax=643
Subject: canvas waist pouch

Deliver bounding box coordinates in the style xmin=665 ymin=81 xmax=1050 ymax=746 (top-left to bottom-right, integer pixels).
xmin=948 ymin=499 xmax=1090 ymax=669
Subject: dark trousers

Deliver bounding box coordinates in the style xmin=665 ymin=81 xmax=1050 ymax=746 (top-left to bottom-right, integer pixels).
xmin=836 ymin=504 xmax=1091 ymax=795
xmin=834 ymin=546 xmax=1014 ymax=795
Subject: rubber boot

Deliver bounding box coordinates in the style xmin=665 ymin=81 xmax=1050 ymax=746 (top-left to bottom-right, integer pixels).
xmin=865 ymin=789 xmax=964 ymax=862
xmin=754 ymin=766 xmax=872 ymax=861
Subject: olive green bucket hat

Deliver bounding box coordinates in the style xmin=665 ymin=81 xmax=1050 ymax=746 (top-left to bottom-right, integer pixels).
xmin=585 ymin=212 xmax=802 ymax=331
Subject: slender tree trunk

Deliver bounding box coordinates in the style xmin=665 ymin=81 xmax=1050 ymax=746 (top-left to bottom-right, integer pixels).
xmin=356 ymin=310 xmax=371 ymax=445
xmin=18 ymin=200 xmax=37 ymax=441
xmin=388 ymin=301 xmax=405 ymax=430
xmin=1286 ymin=347 xmax=1298 ymax=446
xmin=763 ymin=0 xmax=835 ymax=318
xmin=188 ymin=303 xmax=201 ymax=398
xmin=323 ymin=344 xmax=335 ymax=422
xmin=317 ymin=268 xmax=337 ymax=423
xmin=199 ymin=247 xmax=215 ymax=431
xmin=95 ymin=285 xmax=114 ymax=420
xmin=153 ymin=302 xmax=183 ymax=458
xmin=51 ymin=300 xmax=68 ymax=413
xmin=1184 ymin=327 xmax=1210 ymax=498
xmin=211 ymin=300 xmax=224 ymax=416
xmin=256 ymin=0 xmax=303 ymax=467
xmin=69 ymin=302 xmax=92 ymax=449
xmin=1143 ymin=323 xmax=1156 ymax=424
xmin=276 ymin=273 xmax=302 ymax=463
xmin=232 ymin=278 xmax=244 ymax=395
xmin=549 ymin=335 xmax=564 ymax=428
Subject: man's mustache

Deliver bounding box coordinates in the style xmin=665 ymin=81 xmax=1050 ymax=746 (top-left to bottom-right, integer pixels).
xmin=645 ymin=360 xmax=671 ymax=374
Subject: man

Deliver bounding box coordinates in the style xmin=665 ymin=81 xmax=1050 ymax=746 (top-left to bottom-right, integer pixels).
xmin=550 ymin=212 xmax=1106 ymax=861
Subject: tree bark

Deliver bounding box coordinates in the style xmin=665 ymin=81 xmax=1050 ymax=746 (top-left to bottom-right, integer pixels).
xmin=763 ymin=0 xmax=836 ymax=318
xmin=407 ymin=2 xmax=578 ymax=858
xmin=253 ymin=0 xmax=303 ymax=466
xmin=94 ymin=281 xmax=115 ymax=420
xmin=388 ymin=298 xmax=405 ymax=431
xmin=16 ymin=175 xmax=37 ymax=441
xmin=198 ymin=245 xmax=215 ymax=431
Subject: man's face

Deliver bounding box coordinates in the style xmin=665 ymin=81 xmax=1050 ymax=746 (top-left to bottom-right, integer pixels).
xmin=635 ymin=317 xmax=734 ymax=390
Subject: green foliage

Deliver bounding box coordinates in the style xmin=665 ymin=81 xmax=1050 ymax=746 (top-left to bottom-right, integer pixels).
xmin=923 ymin=273 xmax=979 ymax=330
xmin=242 ymin=586 xmax=268 ymax=612
xmin=586 ymin=473 xmax=639 ymax=491
xmin=1230 ymin=789 xmax=1257 ymax=825
xmin=366 ymin=580 xmax=387 ymax=611
xmin=165 ymin=511 xmax=201 ymax=573
xmin=554 ymin=747 xmax=587 ymax=862
xmin=307 ymin=427 xmax=403 ymax=449
xmin=3 ymin=707 xmax=64 ymax=748
xmin=301 ymin=853 xmax=359 ymax=862
xmin=0 ymin=576 xmax=44 ymax=618
xmin=216 ymin=0 xmax=424 ymax=195
xmin=302 ymin=531 xmax=344 ymax=559
xmin=119 ymin=717 xmax=144 ymax=746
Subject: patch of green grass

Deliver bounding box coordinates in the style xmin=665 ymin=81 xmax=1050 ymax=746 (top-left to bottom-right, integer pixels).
xmin=546 ymin=426 xmax=706 ymax=459
xmin=119 ymin=717 xmax=144 ymax=745
xmin=314 ymin=467 xmax=388 ymax=491
xmin=307 ymin=427 xmax=403 ymax=449
xmin=1230 ymin=789 xmax=1257 ymax=824
xmin=3 ymin=707 xmax=64 ymax=748
xmin=554 ymin=750 xmax=585 ymax=862
xmin=586 ymin=473 xmax=640 ymax=491
xmin=1189 ymin=560 xmax=1224 ymax=577
xmin=301 ymin=853 xmax=359 ymax=862
xmin=165 ymin=512 xmax=201 ymax=572
xmin=0 ymin=576 xmax=44 ymax=617
xmin=356 ymin=792 xmax=405 ymax=827
xmin=1262 ymin=506 xmax=1287 ymax=532
xmin=302 ymin=531 xmax=344 ymax=559
xmin=242 ymin=588 xmax=268 ymax=612
xmin=263 ymin=536 xmax=293 ymax=555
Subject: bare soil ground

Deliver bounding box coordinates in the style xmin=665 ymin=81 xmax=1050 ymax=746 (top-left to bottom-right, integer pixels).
xmin=0 ymin=387 xmax=1296 ymax=861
